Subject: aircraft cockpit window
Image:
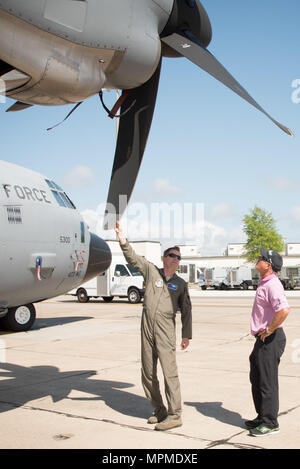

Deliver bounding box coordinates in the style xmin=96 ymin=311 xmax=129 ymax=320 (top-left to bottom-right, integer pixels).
xmin=59 ymin=192 xmax=75 ymax=209
xmin=45 ymin=179 xmax=63 ymax=191
xmin=63 ymin=192 xmax=76 ymax=209
xmin=51 ymin=190 xmax=66 ymax=207
xmin=45 ymin=179 xmax=76 ymax=209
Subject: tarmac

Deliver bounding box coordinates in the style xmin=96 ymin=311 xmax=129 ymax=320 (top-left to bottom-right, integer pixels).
xmin=0 ymin=289 xmax=299 ymax=451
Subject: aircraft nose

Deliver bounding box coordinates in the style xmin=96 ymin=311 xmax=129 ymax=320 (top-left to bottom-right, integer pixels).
xmin=83 ymin=233 xmax=112 ymax=282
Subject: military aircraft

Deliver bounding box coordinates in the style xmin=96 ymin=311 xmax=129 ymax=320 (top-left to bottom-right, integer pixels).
xmin=0 ymin=0 xmax=294 ymax=228
xmin=0 ymin=160 xmax=112 ymax=332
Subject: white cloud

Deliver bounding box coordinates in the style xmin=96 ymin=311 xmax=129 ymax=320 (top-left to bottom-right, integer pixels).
xmin=152 ymin=178 xmax=183 ymax=196
xmin=290 ymin=206 xmax=300 ymax=222
xmin=265 ymin=177 xmax=296 ymax=191
xmin=63 ymin=165 xmax=95 ymax=188
xmin=210 ymin=202 xmax=233 ymax=219
xmin=81 ymin=202 xmax=245 ymax=258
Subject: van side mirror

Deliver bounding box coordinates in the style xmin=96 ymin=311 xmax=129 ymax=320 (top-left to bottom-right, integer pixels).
xmin=115 ymin=271 xmax=120 ymax=277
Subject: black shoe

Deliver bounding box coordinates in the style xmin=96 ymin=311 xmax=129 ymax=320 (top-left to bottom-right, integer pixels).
xmin=244 ymin=417 xmax=262 ymax=429
xmin=249 ymin=424 xmax=280 ymax=437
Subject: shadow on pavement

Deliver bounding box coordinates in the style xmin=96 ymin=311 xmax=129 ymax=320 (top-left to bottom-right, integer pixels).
xmin=0 ymin=362 xmax=150 ymax=419
xmin=33 ymin=316 xmax=94 ymax=330
xmin=185 ymin=401 xmax=245 ymax=428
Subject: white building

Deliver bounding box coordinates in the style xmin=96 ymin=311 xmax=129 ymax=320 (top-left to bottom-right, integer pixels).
xmin=106 ymin=240 xmax=162 ymax=267
xmin=177 ymin=242 xmax=300 ymax=274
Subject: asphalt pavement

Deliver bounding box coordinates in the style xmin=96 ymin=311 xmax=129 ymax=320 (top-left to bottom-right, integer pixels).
xmin=0 ymin=289 xmax=299 ymax=451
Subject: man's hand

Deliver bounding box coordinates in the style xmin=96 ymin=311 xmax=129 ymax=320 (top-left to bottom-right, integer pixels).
xmin=115 ymin=220 xmax=126 ymax=245
xmin=181 ymin=338 xmax=190 ymax=350
xmin=258 ymin=329 xmax=273 ymax=342
xmin=258 ymin=307 xmax=290 ymax=342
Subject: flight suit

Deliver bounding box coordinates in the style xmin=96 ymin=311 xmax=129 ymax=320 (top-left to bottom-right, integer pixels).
xmin=120 ymin=241 xmax=192 ymax=418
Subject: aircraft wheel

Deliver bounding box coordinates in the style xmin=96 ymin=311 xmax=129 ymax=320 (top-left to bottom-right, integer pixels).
xmin=2 ymin=304 xmax=36 ymax=332
xmin=77 ymin=288 xmax=89 ymax=303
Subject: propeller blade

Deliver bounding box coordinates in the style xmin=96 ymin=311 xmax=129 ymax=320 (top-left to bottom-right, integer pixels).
xmin=103 ymin=59 xmax=162 ymax=230
xmin=162 ymin=31 xmax=294 ymax=137
xmin=6 ymin=101 xmax=33 ymax=112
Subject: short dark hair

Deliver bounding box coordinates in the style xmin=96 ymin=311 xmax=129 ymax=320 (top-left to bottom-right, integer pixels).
xmin=163 ymin=246 xmax=181 ymax=257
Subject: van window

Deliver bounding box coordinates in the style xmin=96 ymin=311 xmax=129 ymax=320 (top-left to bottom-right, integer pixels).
xmin=126 ymin=264 xmax=141 ymax=276
xmin=114 ymin=264 xmax=129 ymax=276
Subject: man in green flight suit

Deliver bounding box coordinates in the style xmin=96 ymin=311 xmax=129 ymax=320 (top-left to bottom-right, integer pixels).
xmin=115 ymin=221 xmax=192 ymax=431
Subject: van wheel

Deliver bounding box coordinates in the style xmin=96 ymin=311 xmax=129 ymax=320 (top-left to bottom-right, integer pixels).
xmin=1 ymin=304 xmax=36 ymax=332
xmin=102 ymin=296 xmax=114 ymax=302
xmin=77 ymin=288 xmax=89 ymax=303
xmin=128 ymin=288 xmax=141 ymax=304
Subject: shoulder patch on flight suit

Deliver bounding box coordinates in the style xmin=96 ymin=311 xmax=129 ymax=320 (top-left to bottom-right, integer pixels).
xmin=167 ymin=283 xmax=179 ymax=291
xmin=155 ymin=279 xmax=163 ymax=288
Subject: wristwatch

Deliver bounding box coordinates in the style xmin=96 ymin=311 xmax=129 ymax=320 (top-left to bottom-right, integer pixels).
xmin=266 ymin=327 xmax=273 ymax=334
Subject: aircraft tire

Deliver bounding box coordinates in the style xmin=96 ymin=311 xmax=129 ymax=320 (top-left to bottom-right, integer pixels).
xmin=2 ymin=304 xmax=36 ymax=332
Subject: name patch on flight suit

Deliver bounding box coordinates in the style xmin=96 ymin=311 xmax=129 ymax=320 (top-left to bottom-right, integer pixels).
xmin=167 ymin=283 xmax=179 ymax=291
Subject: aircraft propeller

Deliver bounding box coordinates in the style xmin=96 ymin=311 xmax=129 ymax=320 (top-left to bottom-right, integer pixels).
xmin=103 ymin=1 xmax=294 ymax=228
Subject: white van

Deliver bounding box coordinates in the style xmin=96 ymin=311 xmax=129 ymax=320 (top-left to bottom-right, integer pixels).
xmin=68 ymin=261 xmax=145 ymax=303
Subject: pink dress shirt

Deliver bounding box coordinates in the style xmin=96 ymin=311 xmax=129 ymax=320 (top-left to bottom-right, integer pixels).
xmin=251 ymin=273 xmax=289 ymax=336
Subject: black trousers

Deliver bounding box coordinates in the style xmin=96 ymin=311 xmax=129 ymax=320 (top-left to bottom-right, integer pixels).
xmin=249 ymin=328 xmax=286 ymax=428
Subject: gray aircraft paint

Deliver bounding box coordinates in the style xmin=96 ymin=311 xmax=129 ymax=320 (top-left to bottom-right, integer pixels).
xmin=0 ymin=160 xmax=111 ymax=310
xmin=0 ymin=0 xmax=172 ymax=101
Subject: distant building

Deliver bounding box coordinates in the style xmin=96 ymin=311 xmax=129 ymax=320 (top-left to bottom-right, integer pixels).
xmin=106 ymin=240 xmax=162 ymax=266
xmin=177 ymin=242 xmax=300 ymax=272
xmin=225 ymin=243 xmax=246 ymax=257
xmin=286 ymin=243 xmax=300 ymax=256
xmin=106 ymin=240 xmax=300 ymax=284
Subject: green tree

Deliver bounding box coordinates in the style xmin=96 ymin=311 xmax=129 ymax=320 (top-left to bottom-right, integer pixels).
xmin=242 ymin=206 xmax=285 ymax=263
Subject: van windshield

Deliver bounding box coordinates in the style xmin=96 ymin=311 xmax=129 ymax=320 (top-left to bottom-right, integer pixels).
xmin=126 ymin=264 xmax=141 ymax=276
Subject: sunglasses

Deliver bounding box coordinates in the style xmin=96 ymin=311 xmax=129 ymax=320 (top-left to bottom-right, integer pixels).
xmin=167 ymin=253 xmax=181 ymax=261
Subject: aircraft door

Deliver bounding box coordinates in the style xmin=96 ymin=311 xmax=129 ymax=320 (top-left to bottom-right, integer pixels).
xmin=71 ymin=221 xmax=88 ymax=279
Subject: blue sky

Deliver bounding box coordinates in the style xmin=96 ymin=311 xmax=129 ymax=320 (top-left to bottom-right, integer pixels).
xmin=1 ymin=0 xmax=300 ymax=255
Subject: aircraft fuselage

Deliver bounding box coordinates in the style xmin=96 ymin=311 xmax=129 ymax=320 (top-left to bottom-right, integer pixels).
xmin=0 ymin=160 xmax=111 ymax=310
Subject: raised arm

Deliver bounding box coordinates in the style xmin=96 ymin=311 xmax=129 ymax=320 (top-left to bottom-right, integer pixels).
xmin=115 ymin=221 xmax=150 ymax=278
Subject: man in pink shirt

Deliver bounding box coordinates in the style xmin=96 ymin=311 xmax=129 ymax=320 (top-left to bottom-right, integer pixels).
xmin=247 ymin=248 xmax=290 ymax=437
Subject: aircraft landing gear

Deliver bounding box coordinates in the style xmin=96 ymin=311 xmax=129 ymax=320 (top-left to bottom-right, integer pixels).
xmin=0 ymin=303 xmax=36 ymax=332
